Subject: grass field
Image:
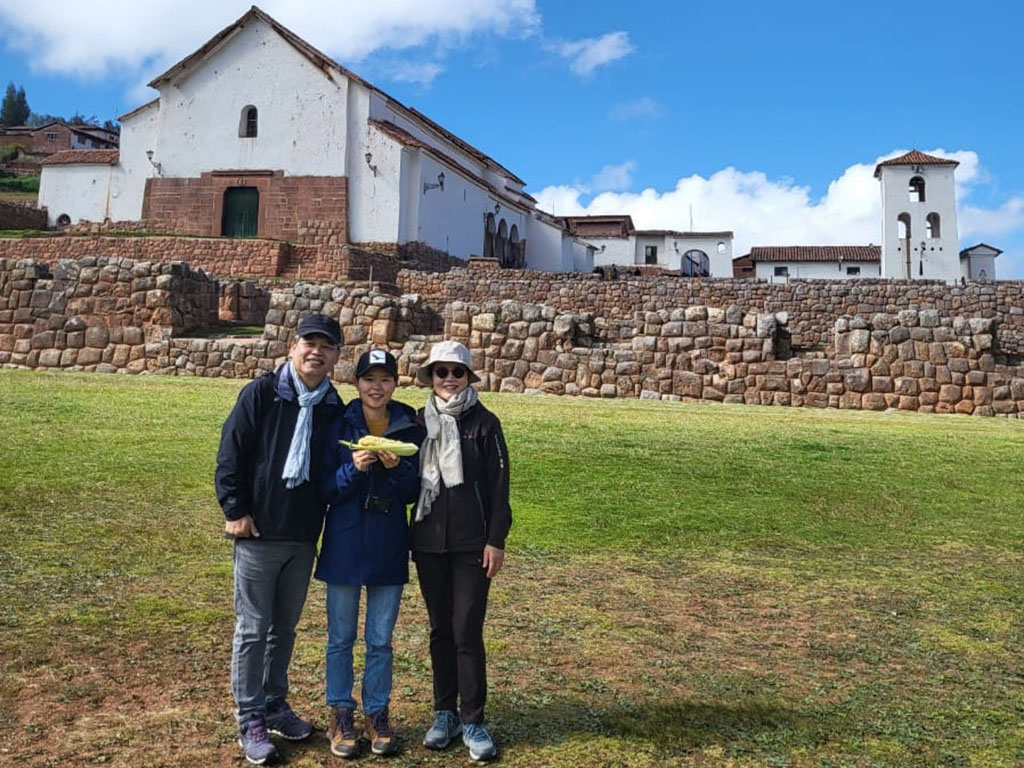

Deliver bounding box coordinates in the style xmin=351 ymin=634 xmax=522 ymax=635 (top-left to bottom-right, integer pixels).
xmin=1 ymin=370 xmax=1023 ymax=767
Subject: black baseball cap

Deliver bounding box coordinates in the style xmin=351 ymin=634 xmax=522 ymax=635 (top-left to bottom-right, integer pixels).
xmin=296 ymin=314 xmax=341 ymax=346
xmin=356 ymin=348 xmax=398 ymax=379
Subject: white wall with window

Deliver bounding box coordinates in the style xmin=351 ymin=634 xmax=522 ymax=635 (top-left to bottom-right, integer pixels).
xmin=755 ymin=260 xmax=882 ymax=281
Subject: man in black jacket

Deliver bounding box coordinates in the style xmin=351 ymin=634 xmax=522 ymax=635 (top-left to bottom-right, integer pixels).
xmin=215 ymin=314 xmax=343 ymax=765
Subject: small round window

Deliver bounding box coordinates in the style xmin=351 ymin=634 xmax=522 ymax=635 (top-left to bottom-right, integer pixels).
xmin=56 ymin=213 xmax=71 ymax=227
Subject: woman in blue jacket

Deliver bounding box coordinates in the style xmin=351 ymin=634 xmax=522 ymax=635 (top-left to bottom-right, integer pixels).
xmin=316 ymin=349 xmax=423 ymax=759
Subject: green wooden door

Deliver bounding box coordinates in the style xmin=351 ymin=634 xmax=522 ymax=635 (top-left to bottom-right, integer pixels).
xmin=221 ymin=187 xmax=259 ymax=238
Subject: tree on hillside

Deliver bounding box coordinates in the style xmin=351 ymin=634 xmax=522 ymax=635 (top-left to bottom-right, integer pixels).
xmin=1 ymin=83 xmax=31 ymax=126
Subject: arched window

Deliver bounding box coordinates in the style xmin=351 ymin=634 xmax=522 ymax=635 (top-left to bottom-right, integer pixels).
xmin=56 ymin=213 xmax=71 ymax=227
xmin=507 ymin=224 xmax=521 ymax=268
xmin=897 ymin=213 xmax=911 ymax=240
xmin=908 ymin=176 xmax=925 ymax=203
xmin=496 ymin=219 xmax=508 ymax=266
xmin=926 ymin=212 xmax=941 ymax=239
xmin=716 ymin=241 xmax=726 ymax=254
xmin=682 ymin=249 xmax=709 ymax=277
xmin=239 ymin=106 xmax=258 ymax=138
xmin=483 ymin=213 xmax=496 ymax=258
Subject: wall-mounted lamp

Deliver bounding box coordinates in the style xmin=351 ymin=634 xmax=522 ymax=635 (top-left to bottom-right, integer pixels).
xmin=364 ymin=151 xmax=377 ymax=176
xmin=145 ymin=149 xmax=163 ymax=176
xmin=493 ymin=202 xmax=500 ymax=215
xmin=423 ymin=171 xmax=445 ymax=193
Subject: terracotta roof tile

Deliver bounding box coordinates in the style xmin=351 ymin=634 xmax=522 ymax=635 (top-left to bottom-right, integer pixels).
xmin=750 ymin=246 xmax=880 ymax=263
xmin=40 ymin=149 xmax=119 ymax=166
xmin=959 ymin=243 xmax=1003 ymax=257
xmin=636 ymin=229 xmax=733 ymax=238
xmin=873 ymin=150 xmax=959 ymax=178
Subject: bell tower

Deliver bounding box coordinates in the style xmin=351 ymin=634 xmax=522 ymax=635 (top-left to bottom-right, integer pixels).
xmin=875 ymin=150 xmax=960 ymax=282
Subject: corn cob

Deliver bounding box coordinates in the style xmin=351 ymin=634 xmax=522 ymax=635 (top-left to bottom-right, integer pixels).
xmin=339 ymin=435 xmax=419 ymax=456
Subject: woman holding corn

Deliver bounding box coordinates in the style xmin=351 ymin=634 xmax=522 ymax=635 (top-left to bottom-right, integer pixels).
xmin=316 ymin=348 xmax=423 ymax=759
xmin=411 ymin=340 xmax=512 ymax=763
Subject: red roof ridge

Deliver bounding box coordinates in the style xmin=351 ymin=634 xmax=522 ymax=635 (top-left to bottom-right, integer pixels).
xmin=750 ymin=245 xmax=880 ymax=262
xmin=874 ymin=150 xmax=959 ymax=178
xmin=41 ymin=149 xmax=120 ymax=166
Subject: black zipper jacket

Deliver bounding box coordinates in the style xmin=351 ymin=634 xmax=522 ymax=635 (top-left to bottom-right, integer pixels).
xmin=214 ymin=365 xmax=343 ymax=542
xmin=409 ymin=401 xmax=512 ymax=553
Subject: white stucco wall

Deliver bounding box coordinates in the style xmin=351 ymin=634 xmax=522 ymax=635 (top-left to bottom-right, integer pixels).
xmin=38 ymin=164 xmax=118 ymax=226
xmin=879 ymin=165 xmax=959 ymax=282
xmin=754 ymin=261 xmax=881 ymax=281
xmin=591 ymin=237 xmax=634 ymax=267
xmin=526 ymin=215 xmax=571 ymax=271
xmin=151 ymin=19 xmax=348 ymax=177
xmin=961 ymin=250 xmax=998 ymax=281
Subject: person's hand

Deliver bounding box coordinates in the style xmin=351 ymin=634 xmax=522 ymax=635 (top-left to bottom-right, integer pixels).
xmin=352 ymin=450 xmax=378 ymax=472
xmin=482 ymin=545 xmax=504 ymax=579
xmin=378 ymin=450 xmax=399 ymax=469
xmin=225 ymin=515 xmax=260 ymax=538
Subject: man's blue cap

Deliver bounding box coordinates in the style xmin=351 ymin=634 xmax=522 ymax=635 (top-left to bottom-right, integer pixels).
xmin=297 ymin=314 xmax=341 ymax=346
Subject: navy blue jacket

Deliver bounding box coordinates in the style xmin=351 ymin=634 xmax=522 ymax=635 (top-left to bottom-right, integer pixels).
xmin=314 ymin=399 xmax=424 ymax=586
xmin=214 ymin=365 xmax=343 ymax=542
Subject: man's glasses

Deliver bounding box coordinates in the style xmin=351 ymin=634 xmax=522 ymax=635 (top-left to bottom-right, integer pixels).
xmin=433 ymin=365 xmax=467 ymax=380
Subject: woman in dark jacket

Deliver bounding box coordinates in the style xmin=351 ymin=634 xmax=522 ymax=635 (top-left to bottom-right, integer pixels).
xmin=315 ymin=349 xmax=423 ymax=759
xmin=411 ymin=340 xmax=511 ymax=763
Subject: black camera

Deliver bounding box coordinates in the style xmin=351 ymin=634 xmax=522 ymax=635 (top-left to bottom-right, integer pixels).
xmin=364 ymin=495 xmax=390 ymax=513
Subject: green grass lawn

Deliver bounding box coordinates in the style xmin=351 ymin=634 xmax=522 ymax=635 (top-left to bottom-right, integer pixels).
xmin=1 ymin=370 xmax=1022 ymax=767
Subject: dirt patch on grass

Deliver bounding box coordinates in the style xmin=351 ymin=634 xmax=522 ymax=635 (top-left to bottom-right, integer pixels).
xmin=3 ymin=548 xmax=1022 ymax=767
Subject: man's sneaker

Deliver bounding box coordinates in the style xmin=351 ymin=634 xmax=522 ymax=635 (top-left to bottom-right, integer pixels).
xmin=238 ymin=713 xmax=279 ymax=765
xmin=327 ymin=707 xmax=360 ymax=759
xmin=265 ymin=700 xmax=314 ymax=741
xmin=422 ymin=709 xmax=462 ymax=750
xmin=365 ymin=707 xmax=398 ymax=756
xmin=462 ymin=723 xmax=497 ymax=763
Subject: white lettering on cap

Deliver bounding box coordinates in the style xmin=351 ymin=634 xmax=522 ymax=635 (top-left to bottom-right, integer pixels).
xmin=370 ymin=350 xmax=386 ymax=365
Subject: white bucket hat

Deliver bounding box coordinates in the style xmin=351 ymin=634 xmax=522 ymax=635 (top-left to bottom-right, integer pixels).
xmin=416 ymin=340 xmax=481 ymax=385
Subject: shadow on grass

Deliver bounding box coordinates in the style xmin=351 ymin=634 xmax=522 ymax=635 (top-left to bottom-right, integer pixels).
xmin=490 ymin=695 xmax=821 ymax=753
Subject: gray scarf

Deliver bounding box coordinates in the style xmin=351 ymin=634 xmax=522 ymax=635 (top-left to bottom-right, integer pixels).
xmin=281 ymin=363 xmax=330 ymax=489
xmin=414 ymin=386 xmax=479 ymax=521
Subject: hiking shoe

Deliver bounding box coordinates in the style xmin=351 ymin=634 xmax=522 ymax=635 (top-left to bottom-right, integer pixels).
xmin=462 ymin=723 xmax=497 ymax=763
xmin=365 ymin=706 xmax=398 ymax=756
xmin=266 ymin=700 xmax=314 ymax=741
xmin=238 ymin=713 xmax=279 ymax=765
xmin=423 ymin=709 xmax=461 ymax=750
xmin=327 ymin=706 xmax=360 ymax=759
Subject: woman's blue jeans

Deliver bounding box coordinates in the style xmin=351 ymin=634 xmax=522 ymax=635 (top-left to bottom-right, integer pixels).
xmin=325 ymin=583 xmax=404 ymax=714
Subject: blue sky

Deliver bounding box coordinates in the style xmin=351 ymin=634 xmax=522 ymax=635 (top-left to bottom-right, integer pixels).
xmin=2 ymin=0 xmax=1022 ymax=275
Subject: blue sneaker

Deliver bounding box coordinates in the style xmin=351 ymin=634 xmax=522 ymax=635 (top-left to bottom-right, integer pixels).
xmin=238 ymin=713 xmax=278 ymax=765
xmin=462 ymin=722 xmax=497 ymax=762
xmin=423 ymin=709 xmax=462 ymax=749
xmin=265 ymin=700 xmax=313 ymax=741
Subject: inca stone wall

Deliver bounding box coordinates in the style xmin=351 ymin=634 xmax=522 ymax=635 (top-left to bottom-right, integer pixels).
xmin=397 ymin=266 xmax=1024 ymax=355
xmin=0 ymin=257 xmax=218 ymax=371
xmin=6 ymin=252 xmax=1024 ymax=418
xmin=0 ymin=200 xmax=47 ymax=231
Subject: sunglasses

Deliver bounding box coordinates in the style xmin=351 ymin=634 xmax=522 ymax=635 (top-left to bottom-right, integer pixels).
xmin=433 ymin=365 xmax=467 ymax=380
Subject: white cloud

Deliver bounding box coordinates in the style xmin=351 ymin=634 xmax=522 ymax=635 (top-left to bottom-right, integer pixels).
xmin=534 ymin=149 xmax=1024 ymax=259
xmin=610 ymin=96 xmax=661 ymax=121
xmin=0 ymin=0 xmax=540 ymax=78
xmin=590 ymin=161 xmax=636 ymax=192
xmin=379 ymin=61 xmax=445 ymax=85
xmin=555 ymin=31 xmax=633 ymax=78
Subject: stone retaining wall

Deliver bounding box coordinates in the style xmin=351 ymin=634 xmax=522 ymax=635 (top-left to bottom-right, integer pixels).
xmin=7 ymin=252 xmax=1024 ymax=418
xmin=397 ymin=267 xmax=1024 ymax=354
xmin=0 ymin=200 xmax=47 ymax=231
xmin=0 ymin=257 xmax=218 ymax=369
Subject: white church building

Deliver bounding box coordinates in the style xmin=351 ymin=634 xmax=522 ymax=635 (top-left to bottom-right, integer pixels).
xmin=37 ymin=7 xmax=595 ymax=272
xmin=746 ymin=150 xmax=999 ymax=282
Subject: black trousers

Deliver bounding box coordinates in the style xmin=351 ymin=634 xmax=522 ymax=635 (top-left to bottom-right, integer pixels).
xmin=413 ymin=551 xmax=492 ymax=724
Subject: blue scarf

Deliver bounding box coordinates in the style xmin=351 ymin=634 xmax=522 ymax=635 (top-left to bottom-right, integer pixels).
xmin=282 ymin=362 xmax=331 ymax=489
